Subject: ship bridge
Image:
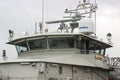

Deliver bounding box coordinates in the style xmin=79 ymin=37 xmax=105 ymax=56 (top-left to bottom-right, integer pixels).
xmin=0 ymin=0 xmax=115 ymax=80
xmin=7 ymin=33 xmax=112 ymax=57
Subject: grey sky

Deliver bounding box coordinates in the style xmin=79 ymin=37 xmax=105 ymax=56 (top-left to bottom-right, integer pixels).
xmin=0 ymin=0 xmax=120 ymax=58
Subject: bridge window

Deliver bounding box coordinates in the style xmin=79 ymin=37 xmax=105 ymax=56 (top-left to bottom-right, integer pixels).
xmin=28 ymin=38 xmax=47 ymax=50
xmin=76 ymin=37 xmax=106 ymax=55
xmin=48 ymin=37 xmax=74 ymax=49
xmin=76 ymin=39 xmax=86 ymax=50
xmin=89 ymin=41 xmax=106 ymax=55
xmin=76 ymin=38 xmax=90 ymax=54
xmin=16 ymin=41 xmax=28 ymax=53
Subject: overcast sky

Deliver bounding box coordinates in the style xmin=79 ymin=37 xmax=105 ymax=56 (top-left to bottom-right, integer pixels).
xmin=0 ymin=0 xmax=120 ymax=59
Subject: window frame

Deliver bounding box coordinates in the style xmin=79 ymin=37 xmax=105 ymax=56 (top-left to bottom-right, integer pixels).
xmin=27 ymin=37 xmax=47 ymax=50
xmin=76 ymin=36 xmax=107 ymax=55
xmin=15 ymin=40 xmax=28 ymax=54
xmin=48 ymin=36 xmax=75 ymax=49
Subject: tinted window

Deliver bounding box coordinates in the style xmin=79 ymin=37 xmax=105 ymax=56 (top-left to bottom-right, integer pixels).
xmin=48 ymin=37 xmax=74 ymax=49
xmin=76 ymin=38 xmax=106 ymax=55
xmin=28 ymin=38 xmax=47 ymax=50
xmin=76 ymin=39 xmax=86 ymax=49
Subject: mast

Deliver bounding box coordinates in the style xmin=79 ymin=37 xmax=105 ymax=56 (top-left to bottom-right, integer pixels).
xmin=42 ymin=0 xmax=44 ymax=33
xmin=94 ymin=0 xmax=97 ymax=35
xmin=35 ymin=22 xmax=37 ymax=34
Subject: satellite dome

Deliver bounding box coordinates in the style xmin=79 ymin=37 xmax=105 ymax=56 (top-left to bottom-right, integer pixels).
xmin=79 ymin=18 xmax=94 ymax=35
xmin=73 ymin=28 xmax=79 ymax=33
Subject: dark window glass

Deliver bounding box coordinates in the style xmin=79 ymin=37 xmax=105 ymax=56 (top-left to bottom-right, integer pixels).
xmin=48 ymin=37 xmax=74 ymax=49
xmin=16 ymin=41 xmax=28 ymax=53
xmin=87 ymin=41 xmax=106 ymax=55
xmin=59 ymin=66 xmax=63 ymax=75
xmin=28 ymin=38 xmax=47 ymax=50
xmin=76 ymin=37 xmax=106 ymax=55
xmin=76 ymin=39 xmax=86 ymax=50
xmin=76 ymin=39 xmax=82 ymax=49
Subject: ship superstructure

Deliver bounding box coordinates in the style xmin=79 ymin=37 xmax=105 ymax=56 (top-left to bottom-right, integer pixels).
xmin=0 ymin=0 xmax=113 ymax=80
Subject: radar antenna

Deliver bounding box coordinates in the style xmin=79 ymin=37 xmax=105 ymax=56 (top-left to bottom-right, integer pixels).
xmin=46 ymin=0 xmax=97 ymax=34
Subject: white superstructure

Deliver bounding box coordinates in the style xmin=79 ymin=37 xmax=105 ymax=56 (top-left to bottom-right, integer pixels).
xmin=0 ymin=0 xmax=114 ymax=80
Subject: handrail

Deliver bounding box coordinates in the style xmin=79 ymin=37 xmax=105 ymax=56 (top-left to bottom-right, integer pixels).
xmin=9 ymin=77 xmax=38 ymax=80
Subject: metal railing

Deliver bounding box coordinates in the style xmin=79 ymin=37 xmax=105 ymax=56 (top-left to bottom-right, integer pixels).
xmin=108 ymin=57 xmax=120 ymax=69
xmin=9 ymin=77 xmax=38 ymax=80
